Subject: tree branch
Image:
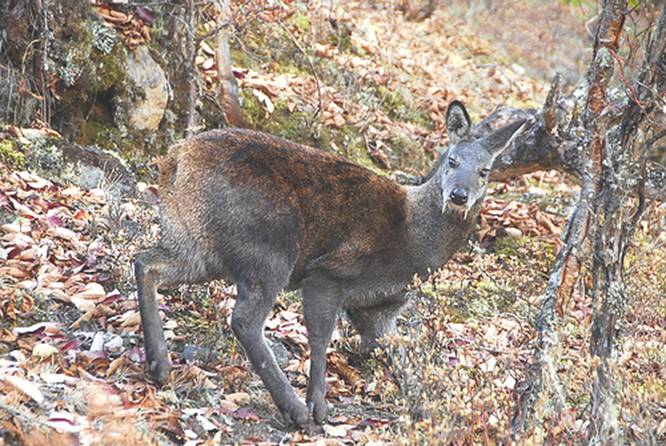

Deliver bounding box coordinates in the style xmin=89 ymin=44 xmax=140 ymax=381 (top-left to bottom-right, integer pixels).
xmin=215 ymin=0 xmax=245 ymax=128
xmin=511 ymin=0 xmax=629 ymax=437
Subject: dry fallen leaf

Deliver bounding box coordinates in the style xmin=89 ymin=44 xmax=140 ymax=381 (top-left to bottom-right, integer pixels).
xmin=251 ymin=89 xmax=275 ymax=114
xmin=1 ymin=374 xmax=45 ymax=404
xmin=32 ymin=343 xmax=59 ymax=358
xmin=225 ymin=392 xmax=250 ymax=405
xmin=323 ymin=424 xmax=351 ymax=438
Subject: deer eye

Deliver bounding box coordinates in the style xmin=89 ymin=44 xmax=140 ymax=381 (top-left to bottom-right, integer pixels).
xmin=448 ymin=157 xmax=459 ymax=168
xmin=480 ymin=168 xmax=490 ymax=178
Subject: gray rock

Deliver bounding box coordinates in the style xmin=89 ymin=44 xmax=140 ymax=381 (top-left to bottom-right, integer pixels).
xmin=61 ymin=143 xmax=137 ymax=197
xmin=267 ymin=430 xmax=290 ymax=444
xmin=182 ymin=344 xmax=217 ymax=364
xmin=78 ymin=165 xmax=104 ymax=190
xmin=123 ymin=46 xmax=168 ymax=132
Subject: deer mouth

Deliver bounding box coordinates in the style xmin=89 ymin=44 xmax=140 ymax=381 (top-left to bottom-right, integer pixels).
xmin=442 ymin=197 xmax=474 ymax=219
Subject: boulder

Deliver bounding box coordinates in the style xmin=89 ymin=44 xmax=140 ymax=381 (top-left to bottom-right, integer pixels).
xmin=123 ymin=46 xmax=168 ymax=132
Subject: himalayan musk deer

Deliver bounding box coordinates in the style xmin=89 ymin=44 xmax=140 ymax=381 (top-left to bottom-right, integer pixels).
xmin=134 ymin=101 xmax=528 ymax=427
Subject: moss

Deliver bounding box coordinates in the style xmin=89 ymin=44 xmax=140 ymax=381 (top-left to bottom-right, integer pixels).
xmin=25 ymin=142 xmax=61 ymax=172
xmin=267 ymin=108 xmax=312 ymax=143
xmin=327 ymin=24 xmax=353 ymax=52
xmin=55 ymin=19 xmax=129 ymax=153
xmin=240 ymin=89 xmax=391 ymax=177
xmin=491 ymin=236 xmax=556 ymax=276
xmin=388 ymin=128 xmax=429 ymax=173
xmin=433 ymin=281 xmax=518 ymax=322
xmin=231 ymin=21 xmax=312 ymax=77
xmin=59 ymin=19 xmax=127 ymax=95
xmin=377 ymin=86 xmax=406 ymax=117
xmin=240 ymin=89 xmax=264 ymax=128
xmin=89 ymin=41 xmax=128 ymax=92
xmin=492 ymin=236 xmax=526 ymax=258
xmin=290 ymin=14 xmax=311 ymax=33
xmin=504 ymin=95 xmax=540 ymax=111
xmin=376 ymin=86 xmax=432 ymax=129
xmin=241 ymin=92 xmax=311 ymax=143
xmin=0 ymin=139 xmax=25 ymax=169
xmin=230 ymin=46 xmax=263 ymax=71
xmin=79 ymin=117 xmax=117 ymax=146
xmin=241 ymin=92 xmax=315 ymax=147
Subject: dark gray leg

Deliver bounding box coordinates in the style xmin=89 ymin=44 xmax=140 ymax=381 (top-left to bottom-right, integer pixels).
xmin=348 ymin=296 xmax=428 ymax=419
xmin=231 ymin=282 xmax=308 ymax=427
xmin=302 ymin=277 xmax=341 ymax=424
xmin=135 ymin=248 xmax=200 ymax=384
xmin=347 ymin=296 xmax=407 ymax=355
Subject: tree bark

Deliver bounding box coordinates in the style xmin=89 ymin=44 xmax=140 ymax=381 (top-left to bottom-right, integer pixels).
xmin=185 ymin=0 xmax=198 ymax=137
xmin=215 ymin=0 xmax=245 ymax=128
xmin=511 ymin=0 xmax=629 ymax=437
xmin=588 ymin=7 xmax=666 ymax=444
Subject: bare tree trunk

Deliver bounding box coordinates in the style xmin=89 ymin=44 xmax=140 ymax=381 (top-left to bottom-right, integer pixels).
xmin=35 ymin=0 xmax=52 ymax=126
xmin=511 ymin=0 xmax=629 ymax=437
xmin=185 ymin=0 xmax=198 ymax=137
xmin=215 ymin=0 xmax=245 ymax=128
xmin=588 ymin=7 xmax=666 ymax=444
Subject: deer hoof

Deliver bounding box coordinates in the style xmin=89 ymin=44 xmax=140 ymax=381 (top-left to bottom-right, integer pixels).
xmin=147 ymin=358 xmax=172 ymax=385
xmin=282 ymin=400 xmax=309 ymax=428
xmin=307 ymin=396 xmax=328 ymax=424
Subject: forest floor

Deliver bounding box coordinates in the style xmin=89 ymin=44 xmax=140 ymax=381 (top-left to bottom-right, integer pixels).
xmin=1 ymin=1 xmax=665 ymax=445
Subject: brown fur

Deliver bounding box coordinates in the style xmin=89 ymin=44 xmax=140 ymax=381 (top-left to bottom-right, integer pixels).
xmin=159 ymin=129 xmax=408 ymax=287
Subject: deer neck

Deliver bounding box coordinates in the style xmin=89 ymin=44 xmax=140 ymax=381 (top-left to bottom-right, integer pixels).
xmin=404 ymin=176 xmax=479 ymax=274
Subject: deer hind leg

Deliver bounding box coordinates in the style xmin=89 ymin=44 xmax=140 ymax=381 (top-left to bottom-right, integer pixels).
xmin=231 ymin=281 xmax=308 ymax=427
xmin=134 ymin=247 xmax=207 ymax=384
xmin=347 ymin=295 xmax=408 ymax=355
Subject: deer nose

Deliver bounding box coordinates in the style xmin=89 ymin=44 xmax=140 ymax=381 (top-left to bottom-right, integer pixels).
xmin=450 ymin=188 xmax=468 ymax=205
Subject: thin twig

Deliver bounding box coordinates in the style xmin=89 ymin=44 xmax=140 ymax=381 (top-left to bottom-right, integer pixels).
xmin=195 ymin=19 xmax=232 ymax=44
xmin=630 ymin=128 xmax=666 ymax=228
xmin=608 ymin=48 xmax=646 ymax=107
xmin=277 ymin=20 xmax=323 ymax=123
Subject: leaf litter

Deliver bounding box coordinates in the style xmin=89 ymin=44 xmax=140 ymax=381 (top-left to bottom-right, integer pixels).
xmin=2 ymin=0 xmax=665 ymax=444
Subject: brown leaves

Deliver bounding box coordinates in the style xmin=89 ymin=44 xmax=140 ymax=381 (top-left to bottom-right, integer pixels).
xmin=479 ymin=196 xmax=565 ymax=246
xmin=92 ymin=4 xmax=152 ymax=50
xmin=328 ymin=352 xmax=362 ymax=390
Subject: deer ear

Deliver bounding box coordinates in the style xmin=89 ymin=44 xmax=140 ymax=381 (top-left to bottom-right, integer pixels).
xmin=446 ymin=101 xmax=471 ymax=145
xmin=485 ymin=118 xmax=529 ymax=157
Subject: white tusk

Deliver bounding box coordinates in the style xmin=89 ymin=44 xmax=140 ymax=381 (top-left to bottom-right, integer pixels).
xmin=442 ymin=200 xmax=448 ymax=214
xmin=464 ymin=208 xmax=470 ymax=220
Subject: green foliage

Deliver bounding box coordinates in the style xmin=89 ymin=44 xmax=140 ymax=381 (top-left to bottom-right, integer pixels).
xmin=231 ymin=22 xmax=311 ymax=77
xmin=290 ymin=13 xmax=311 ymax=33
xmin=241 ymin=91 xmax=373 ymax=166
xmin=560 ymin=0 xmax=593 ymax=6
xmin=492 ymin=235 xmax=526 ymax=257
xmin=0 ymin=139 xmax=25 ymax=169
xmin=327 ymin=24 xmax=353 ymax=52
xmin=376 ymin=86 xmax=431 ymax=128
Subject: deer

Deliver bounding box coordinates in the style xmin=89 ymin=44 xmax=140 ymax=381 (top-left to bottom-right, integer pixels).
xmin=134 ymin=101 xmax=528 ymax=427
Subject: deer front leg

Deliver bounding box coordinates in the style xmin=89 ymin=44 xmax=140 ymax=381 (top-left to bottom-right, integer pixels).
xmin=135 ymin=247 xmax=211 ymax=384
xmin=302 ymin=276 xmax=341 ymax=424
xmin=347 ymin=296 xmax=407 ymax=355
xmin=231 ymin=282 xmax=308 ymax=427
xmin=134 ymin=249 xmax=175 ymax=384
xmin=348 ymin=296 xmax=429 ymax=419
